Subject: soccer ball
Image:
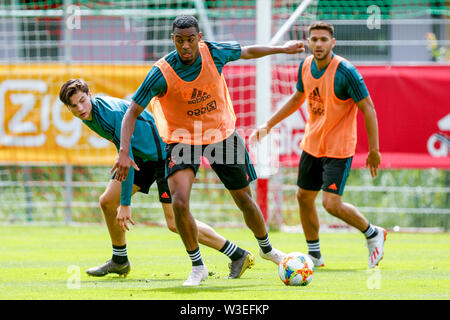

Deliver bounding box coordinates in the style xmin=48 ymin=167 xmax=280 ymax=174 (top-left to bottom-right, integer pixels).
xmin=278 ymin=252 xmax=314 ymax=286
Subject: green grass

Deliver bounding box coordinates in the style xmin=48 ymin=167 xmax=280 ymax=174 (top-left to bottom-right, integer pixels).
xmin=1 ymin=225 xmax=449 ymax=300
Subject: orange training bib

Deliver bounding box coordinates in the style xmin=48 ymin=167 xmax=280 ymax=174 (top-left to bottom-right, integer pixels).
xmin=300 ymin=54 xmax=358 ymax=158
xmin=150 ymin=41 xmax=236 ymax=145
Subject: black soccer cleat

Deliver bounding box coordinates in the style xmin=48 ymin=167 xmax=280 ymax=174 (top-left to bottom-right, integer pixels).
xmin=86 ymin=259 xmax=130 ymax=277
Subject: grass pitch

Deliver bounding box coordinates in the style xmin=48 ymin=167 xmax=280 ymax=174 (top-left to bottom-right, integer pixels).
xmin=1 ymin=225 xmax=449 ymax=300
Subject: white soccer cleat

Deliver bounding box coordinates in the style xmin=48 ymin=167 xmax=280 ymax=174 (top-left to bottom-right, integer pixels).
xmin=259 ymin=247 xmax=286 ymax=265
xmin=308 ymin=254 xmax=325 ymax=268
xmin=367 ymin=226 xmax=387 ymax=268
xmin=182 ymin=265 xmax=208 ymax=286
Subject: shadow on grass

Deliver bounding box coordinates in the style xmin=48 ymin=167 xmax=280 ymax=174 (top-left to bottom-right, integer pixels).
xmin=83 ymin=276 xmax=183 ymax=284
xmin=79 ymin=277 xmax=257 ymax=294
xmin=135 ymin=283 xmax=254 ymax=294
xmin=315 ymin=268 xmax=365 ymax=272
xmin=84 ymin=276 xmax=260 ymax=293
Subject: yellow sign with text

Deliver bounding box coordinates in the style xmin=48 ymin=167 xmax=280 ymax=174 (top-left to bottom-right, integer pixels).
xmin=0 ymin=64 xmax=151 ymax=165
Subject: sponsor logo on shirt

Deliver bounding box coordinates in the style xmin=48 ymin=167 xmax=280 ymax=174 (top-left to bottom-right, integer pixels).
xmin=188 ymin=88 xmax=212 ymax=105
xmin=308 ymin=87 xmax=325 ymax=116
xmin=187 ymin=100 xmax=217 ymax=116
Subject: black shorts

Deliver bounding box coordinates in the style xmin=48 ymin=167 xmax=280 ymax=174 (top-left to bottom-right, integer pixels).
xmin=297 ymin=151 xmax=352 ymax=195
xmin=112 ymin=157 xmax=172 ymax=203
xmin=165 ymin=131 xmax=257 ymax=190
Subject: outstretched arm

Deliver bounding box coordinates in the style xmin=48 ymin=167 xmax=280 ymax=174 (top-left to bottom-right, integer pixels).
xmin=111 ymin=100 xmax=144 ymax=182
xmin=240 ymin=40 xmax=305 ymax=59
xmin=356 ymin=95 xmax=381 ymax=178
xmin=249 ymin=90 xmax=306 ymax=146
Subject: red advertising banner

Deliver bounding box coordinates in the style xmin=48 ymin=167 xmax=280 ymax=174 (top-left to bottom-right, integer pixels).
xmin=224 ymin=64 xmax=450 ymax=169
xmin=355 ymin=65 xmax=450 ymax=169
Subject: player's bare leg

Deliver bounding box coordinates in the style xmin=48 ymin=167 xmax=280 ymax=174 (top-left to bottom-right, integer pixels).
xmin=167 ymin=168 xmax=199 ymax=251
xmin=229 ymin=186 xmax=284 ymax=265
xmin=297 ymin=187 xmax=324 ymax=267
xmin=321 ymin=192 xmax=369 ymax=231
xmin=322 ymin=191 xmax=387 ymax=268
xmin=228 ymin=186 xmax=267 ymax=238
xmin=162 ymin=202 xmax=226 ymax=250
xmin=162 ymin=201 xmax=253 ymax=278
xmin=86 ymin=179 xmax=137 ymax=277
xmin=98 ymin=179 xmax=139 ymax=245
xmin=296 ymin=188 xmax=320 ymax=241
xmin=168 ymin=168 xmax=207 ymax=286
xmin=195 ymin=220 xmax=226 ymax=250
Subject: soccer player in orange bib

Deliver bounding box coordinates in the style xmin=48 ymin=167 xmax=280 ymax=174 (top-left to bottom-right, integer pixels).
xmin=112 ymin=15 xmax=305 ymax=286
xmin=59 ymin=79 xmax=255 ymax=279
xmin=250 ymin=22 xmax=387 ymax=269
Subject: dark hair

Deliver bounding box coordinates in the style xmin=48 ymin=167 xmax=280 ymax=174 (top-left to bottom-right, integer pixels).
xmin=172 ymin=15 xmax=199 ymax=32
xmin=308 ymin=21 xmax=334 ymax=37
xmin=59 ymin=79 xmax=89 ymax=106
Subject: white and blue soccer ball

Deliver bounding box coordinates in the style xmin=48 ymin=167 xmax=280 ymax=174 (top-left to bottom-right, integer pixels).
xmin=278 ymin=252 xmax=314 ymax=286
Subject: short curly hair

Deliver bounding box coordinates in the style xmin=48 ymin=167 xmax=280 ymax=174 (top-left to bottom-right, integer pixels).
xmin=172 ymin=15 xmax=199 ymax=33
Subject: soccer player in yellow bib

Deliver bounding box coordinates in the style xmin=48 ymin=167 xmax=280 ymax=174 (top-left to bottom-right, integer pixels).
xmin=250 ymin=21 xmax=387 ymax=270
xmin=113 ymin=15 xmax=305 ymax=286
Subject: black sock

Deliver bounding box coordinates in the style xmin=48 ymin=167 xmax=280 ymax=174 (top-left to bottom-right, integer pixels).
xmin=219 ymin=240 xmax=245 ymax=261
xmin=187 ymin=247 xmax=204 ymax=266
xmin=306 ymin=239 xmax=321 ymax=259
xmin=112 ymin=244 xmax=128 ymax=264
xmin=256 ymin=234 xmax=273 ymax=254
xmin=363 ymin=224 xmax=378 ymax=239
